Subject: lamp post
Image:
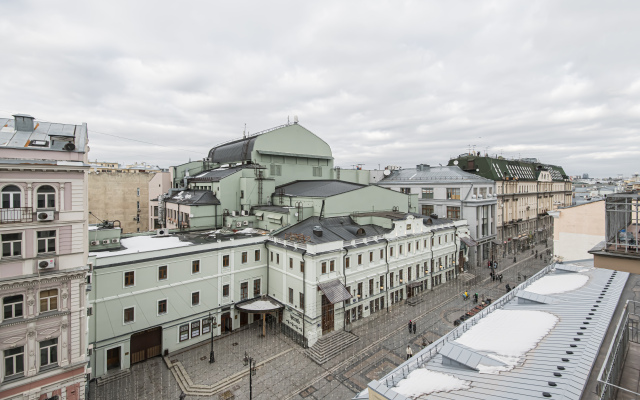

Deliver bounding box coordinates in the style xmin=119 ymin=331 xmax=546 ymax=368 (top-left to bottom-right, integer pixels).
xmin=243 ymin=351 xmax=256 ymax=400
xmin=209 ymin=313 xmax=216 ymax=364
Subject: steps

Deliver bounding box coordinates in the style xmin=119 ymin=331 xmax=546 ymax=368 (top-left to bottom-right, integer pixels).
xmin=407 ymin=296 xmax=425 ymax=306
xmin=305 ymin=330 xmax=359 ymax=365
xmin=96 ymin=369 xmax=131 ymax=386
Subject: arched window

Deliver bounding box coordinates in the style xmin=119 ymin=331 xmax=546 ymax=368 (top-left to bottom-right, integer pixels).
xmin=37 ymin=185 xmax=56 ymax=209
xmin=1 ymin=185 xmax=21 ymax=209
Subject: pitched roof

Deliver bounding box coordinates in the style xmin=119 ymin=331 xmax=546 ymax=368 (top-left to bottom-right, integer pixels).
xmin=190 ymin=165 xmax=248 ymax=182
xmin=0 ymin=116 xmax=88 ymax=153
xmin=165 ymin=190 xmax=220 ymax=206
xmin=448 ymin=155 xmax=569 ymax=182
xmin=274 ymin=216 xmax=390 ymax=244
xmin=379 ymin=166 xmax=494 ymax=184
xmin=276 ymin=180 xmax=365 ymax=198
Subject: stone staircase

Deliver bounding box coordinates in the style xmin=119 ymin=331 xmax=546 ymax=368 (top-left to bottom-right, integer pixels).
xmin=96 ymin=369 xmax=131 ymax=386
xmin=305 ymin=330 xmax=359 ymax=365
xmin=406 ymin=295 xmax=426 ymax=307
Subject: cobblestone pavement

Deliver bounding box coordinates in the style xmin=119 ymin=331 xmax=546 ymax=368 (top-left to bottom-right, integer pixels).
xmin=89 ymin=243 xmax=552 ymax=400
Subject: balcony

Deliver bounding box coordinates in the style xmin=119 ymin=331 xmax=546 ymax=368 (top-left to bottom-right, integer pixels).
xmin=0 ymin=207 xmax=32 ymax=224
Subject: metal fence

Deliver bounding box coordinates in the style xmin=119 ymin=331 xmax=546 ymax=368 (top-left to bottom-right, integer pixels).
xmin=597 ymin=300 xmax=640 ymax=400
xmin=605 ymin=193 xmax=640 ymax=255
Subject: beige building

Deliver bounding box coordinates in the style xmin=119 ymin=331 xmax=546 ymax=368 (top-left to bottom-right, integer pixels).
xmin=148 ymin=171 xmax=171 ymax=230
xmin=548 ymin=200 xmax=605 ymax=261
xmin=88 ymin=162 xmax=165 ymax=233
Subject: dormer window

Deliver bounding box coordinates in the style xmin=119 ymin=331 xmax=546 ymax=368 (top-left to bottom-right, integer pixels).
xmin=356 ymin=228 xmax=365 ymax=236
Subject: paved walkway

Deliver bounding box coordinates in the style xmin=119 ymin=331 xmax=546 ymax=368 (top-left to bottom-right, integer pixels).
xmin=88 ymin=243 xmax=551 ymax=400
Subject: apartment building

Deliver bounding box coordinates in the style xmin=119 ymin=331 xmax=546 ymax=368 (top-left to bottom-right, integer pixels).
xmin=0 ymin=114 xmax=90 ymax=400
xmin=378 ymin=164 xmax=496 ymax=268
xmin=449 ymin=155 xmax=571 ymax=256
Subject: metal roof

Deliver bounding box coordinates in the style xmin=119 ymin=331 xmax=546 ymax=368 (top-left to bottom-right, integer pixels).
xmin=207 ymin=136 xmax=258 ymax=164
xmin=276 ymin=180 xmax=365 ymax=198
xmin=448 ymin=155 xmax=569 ymax=182
xmin=365 ymin=264 xmax=629 ymax=400
xmin=190 ymin=165 xmax=248 ymax=182
xmin=251 ymin=205 xmax=291 ymax=215
xmin=0 ymin=116 xmax=87 ymax=152
xmin=318 ymin=279 xmax=352 ymax=304
xmin=165 ymin=190 xmax=220 ymax=206
xmin=379 ymin=166 xmax=494 ymax=184
xmin=274 ymin=216 xmax=390 ymax=244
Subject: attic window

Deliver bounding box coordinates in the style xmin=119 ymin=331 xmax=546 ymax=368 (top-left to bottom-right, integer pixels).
xmin=356 ymin=228 xmax=365 ymax=236
xmin=28 ymin=140 xmax=49 ymax=147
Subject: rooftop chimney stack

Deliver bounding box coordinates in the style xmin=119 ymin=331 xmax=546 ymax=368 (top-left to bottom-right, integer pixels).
xmin=13 ymin=114 xmax=35 ymax=132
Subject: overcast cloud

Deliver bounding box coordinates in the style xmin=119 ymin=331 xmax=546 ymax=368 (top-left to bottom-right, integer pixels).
xmin=1 ymin=1 xmax=638 ymax=177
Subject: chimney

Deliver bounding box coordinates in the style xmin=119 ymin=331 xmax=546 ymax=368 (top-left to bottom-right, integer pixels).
xmin=312 ymin=226 xmax=323 ymax=237
xmin=14 ymin=114 xmax=35 ymax=132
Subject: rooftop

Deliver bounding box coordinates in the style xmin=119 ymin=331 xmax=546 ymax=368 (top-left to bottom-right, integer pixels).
xmin=276 ymin=180 xmax=365 ymax=198
xmin=448 ymin=155 xmax=569 ymax=182
xmin=379 ymin=165 xmax=495 ymax=184
xmin=274 ymin=216 xmax=390 ymax=244
xmin=166 ymin=190 xmax=221 ymax=206
xmin=364 ymin=262 xmax=629 ymax=400
xmin=0 ymin=114 xmax=87 ymax=153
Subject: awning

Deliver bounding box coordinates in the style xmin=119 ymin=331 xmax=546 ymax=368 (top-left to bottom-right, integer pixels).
xmin=492 ymin=240 xmax=502 ymax=245
xmin=406 ymin=281 xmax=423 ymax=289
xmin=235 ymin=295 xmax=284 ymax=313
xmin=460 ymin=236 xmax=478 ymax=247
xmin=318 ymin=279 xmax=352 ymax=304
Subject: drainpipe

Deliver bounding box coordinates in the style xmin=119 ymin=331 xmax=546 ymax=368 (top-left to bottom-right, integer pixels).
xmin=301 ymin=249 xmax=307 ymax=346
xmin=430 ymin=231 xmax=435 ymax=290
xmin=342 ymin=247 xmax=349 ymax=326
xmin=264 ymin=242 xmax=270 ymax=297
xmin=454 ymin=225 xmax=459 ymax=278
xmin=385 ymin=239 xmax=390 ymax=312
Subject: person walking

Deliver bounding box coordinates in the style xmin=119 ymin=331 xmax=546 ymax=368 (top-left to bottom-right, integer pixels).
xmin=473 ymin=293 xmax=478 ymax=303
xmin=499 ymin=274 xmax=503 ymax=283
xmin=408 ymin=320 xmax=412 ymax=333
xmin=406 ymin=345 xmax=413 ymax=360
xmin=506 ymin=284 xmax=511 ymax=292
xmin=463 ymin=291 xmax=468 ymax=300
xmin=492 ymin=272 xmax=496 ymax=281
xmin=413 ymin=321 xmax=416 ymax=334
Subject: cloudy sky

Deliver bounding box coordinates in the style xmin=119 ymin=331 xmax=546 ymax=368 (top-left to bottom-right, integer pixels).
xmin=2 ymin=1 xmax=638 ymax=177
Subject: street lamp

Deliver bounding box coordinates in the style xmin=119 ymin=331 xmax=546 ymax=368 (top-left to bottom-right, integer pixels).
xmin=243 ymin=351 xmax=257 ymax=400
xmin=209 ymin=313 xmax=216 ymax=364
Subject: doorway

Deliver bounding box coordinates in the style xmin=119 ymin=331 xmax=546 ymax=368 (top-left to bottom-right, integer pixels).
xmin=321 ymin=295 xmax=334 ymax=334
xmin=106 ymin=347 xmax=121 ymax=371
xmin=240 ymin=312 xmax=248 ymax=327
xmin=130 ymin=327 xmax=162 ymax=365
xmin=221 ymin=312 xmax=232 ymax=333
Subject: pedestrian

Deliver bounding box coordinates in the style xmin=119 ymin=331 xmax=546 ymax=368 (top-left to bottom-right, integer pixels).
xmin=506 ymin=284 xmax=511 ymax=293
xmin=413 ymin=321 xmax=416 ymax=334
xmin=473 ymin=293 xmax=478 ymax=303
xmin=499 ymin=274 xmax=503 ymax=283
xmin=408 ymin=320 xmax=412 ymax=333
xmin=422 ymin=338 xmax=428 ymax=348
xmin=492 ymin=273 xmax=496 ymax=281
xmin=406 ymin=345 xmax=413 ymax=360
xmin=464 ymin=291 xmax=468 ymax=300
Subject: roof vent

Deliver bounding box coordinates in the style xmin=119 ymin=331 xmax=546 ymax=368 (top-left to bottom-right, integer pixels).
xmin=14 ymin=114 xmax=34 ymax=132
xmin=416 ymin=164 xmax=430 ymax=171
xmin=430 ymin=213 xmax=438 ymax=219
xmin=312 ymin=226 xmax=323 ymax=237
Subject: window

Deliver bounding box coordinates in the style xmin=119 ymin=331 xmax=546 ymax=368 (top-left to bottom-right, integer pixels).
xmin=299 ymin=293 xmax=304 ymax=309
xmin=421 ymin=188 xmax=434 ymax=199
xmin=400 ymin=187 xmax=411 ymax=194
xmin=446 ymin=206 xmax=461 ymax=220
xmin=276 ymin=254 xmax=280 ymax=264
xmin=288 ymin=288 xmax=293 ymax=304
xmin=4 ymin=346 xmax=24 ymax=377
xmin=158 ymin=300 xmax=167 ymax=315
xmin=369 ymin=252 xmax=373 ymax=262
xmin=192 ymin=292 xmax=200 ymax=306
xmin=124 ymin=307 xmax=134 ymax=323
xmin=289 ymin=258 xmax=293 ymax=269
xmin=399 ymin=270 xmax=404 ymax=283
xmin=223 ymin=284 xmax=229 ymax=297
xmin=37 ymin=185 xmax=56 ymax=209
xmin=312 ymin=166 xmax=323 ymax=177
xmin=240 ymin=282 xmax=248 ymax=300
xmin=87 ymin=307 xmax=93 ymax=316
xmin=300 ymin=261 xmax=305 ymax=272
xmin=270 ymin=251 xmax=273 ymax=262
xmin=191 ymin=320 xmax=201 ymax=338
xmin=407 ymin=224 xmax=412 ymax=231
xmin=380 ymin=275 xmax=385 ymax=291
xmin=330 ymin=260 xmax=335 ymax=272
xmin=222 ymin=255 xmax=230 ymax=267
xmin=124 ymin=271 xmax=134 ymax=287
xmin=38 ymin=338 xmax=58 ymax=368
xmin=358 ymin=254 xmax=362 ymax=265
xmin=422 ymin=205 xmax=434 ymax=216
xmin=408 ymin=267 xmax=412 ymax=281
xmin=390 ymin=247 xmax=394 ymax=257
xmin=202 ymin=317 xmax=211 ymax=334
xmin=357 ymin=282 xmax=363 ymax=298
xmin=270 ymin=164 xmax=282 ymax=176
xmin=446 ymin=188 xmax=460 ymax=200
xmin=1 ymin=185 xmax=21 ymax=208
xmin=137 ymin=188 xmax=140 ymax=196
xmin=3 ymin=295 xmax=23 ymax=319
xmin=240 ymin=190 xmax=244 ymax=199
xmin=255 ymin=249 xmax=260 ymax=261
xmin=242 ymin=252 xmax=248 ymax=263
xmin=322 ymin=262 xmax=327 ymax=274
xmin=408 ymin=243 xmax=411 ymax=253
xmin=390 ymin=272 xmax=394 ymax=287
xmin=369 ymin=279 xmax=373 ymax=295
xmin=253 ymin=279 xmax=261 ymax=297
xmin=380 ymin=249 xmax=384 ymax=259
xmin=345 ymin=257 xmax=350 ymax=268
xmin=136 ymin=201 xmax=140 ymax=209
xmin=192 ymin=260 xmax=201 ymax=273
xmin=153 ymin=206 xmax=158 ymax=217
xmin=158 ymin=266 xmax=167 ymax=280
xmin=2 ymin=233 xmax=22 ymax=257
xmin=40 ymin=289 xmax=58 ymax=312
xmin=179 ymin=324 xmax=189 ymax=342
xmin=399 ymin=245 xmax=403 ymax=255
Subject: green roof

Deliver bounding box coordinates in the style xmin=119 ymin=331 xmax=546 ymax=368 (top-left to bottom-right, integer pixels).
xmin=447 ymin=155 xmax=568 ymax=182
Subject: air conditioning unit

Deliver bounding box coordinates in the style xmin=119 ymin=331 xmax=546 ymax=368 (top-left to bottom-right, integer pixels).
xmin=102 ymin=239 xmax=109 ymax=244
xmin=156 ymin=229 xmax=169 ymax=236
xmin=236 ymin=222 xmax=242 ymax=228
xmin=36 ymin=211 xmax=54 ymax=221
xmin=226 ymin=223 xmax=232 ymax=228
xmin=231 ymin=211 xmax=237 ymax=217
xmin=111 ymin=238 xmax=120 ymax=243
xmin=38 ymin=259 xmax=55 ymax=269
xmin=90 ymin=241 xmax=98 ymax=246
xmin=241 ymin=210 xmax=248 ymax=216
xmin=243 ymin=221 xmax=248 ymax=226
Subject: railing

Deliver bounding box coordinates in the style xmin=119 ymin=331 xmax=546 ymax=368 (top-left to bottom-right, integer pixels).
xmin=0 ymin=207 xmax=33 ymax=223
xmin=381 ymin=263 xmax=555 ymax=389
xmin=597 ymin=300 xmax=640 ymax=400
xmin=605 ymin=194 xmax=640 ymax=255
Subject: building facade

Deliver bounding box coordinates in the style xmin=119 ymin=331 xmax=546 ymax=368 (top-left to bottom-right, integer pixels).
xmin=377 ymin=165 xmax=496 ymax=268
xmin=448 ymin=155 xmax=572 ymax=257
xmin=548 ymin=200 xmax=605 ymax=262
xmin=0 ymin=114 xmax=90 ymax=400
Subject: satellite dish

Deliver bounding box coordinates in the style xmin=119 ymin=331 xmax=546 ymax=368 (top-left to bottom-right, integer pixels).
xmin=383 ymin=170 xmax=391 ymax=176
xmin=476 ymin=168 xmax=480 ymax=172
xmin=453 ymin=160 xmax=459 ymax=165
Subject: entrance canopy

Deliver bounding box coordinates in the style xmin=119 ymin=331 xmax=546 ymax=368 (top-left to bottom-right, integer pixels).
xmin=406 ymin=281 xmax=422 ymax=289
xmin=235 ymin=295 xmax=283 ymax=313
xmin=460 ymin=236 xmax=478 ymax=247
xmin=318 ymin=279 xmax=352 ymax=304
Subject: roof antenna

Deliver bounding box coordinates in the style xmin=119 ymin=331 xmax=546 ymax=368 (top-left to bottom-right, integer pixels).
xmin=287 ymin=115 xmax=290 ymax=125
xmin=243 ymin=123 xmax=247 ymax=139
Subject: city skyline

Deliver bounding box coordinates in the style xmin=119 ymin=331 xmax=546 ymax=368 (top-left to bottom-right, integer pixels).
xmin=2 ymin=1 xmax=638 ymax=177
